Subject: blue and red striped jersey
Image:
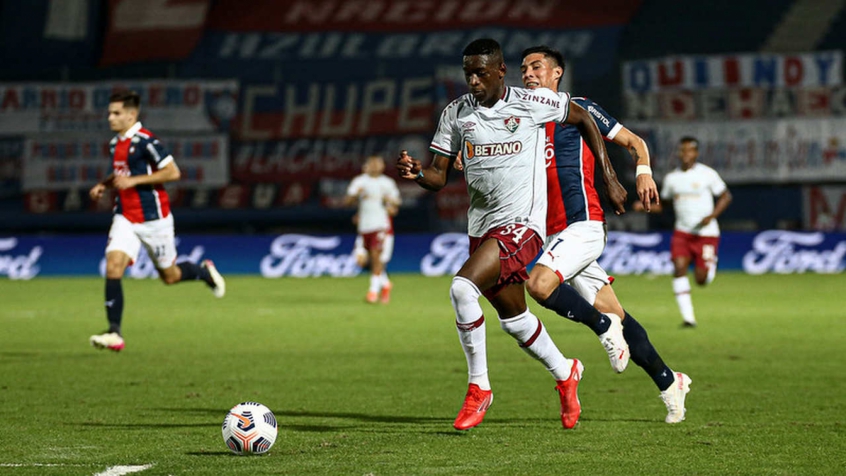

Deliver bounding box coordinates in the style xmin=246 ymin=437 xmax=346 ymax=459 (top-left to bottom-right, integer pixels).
xmin=545 ymin=97 xmax=623 ymax=236
xmin=109 ymin=122 xmax=173 ymax=223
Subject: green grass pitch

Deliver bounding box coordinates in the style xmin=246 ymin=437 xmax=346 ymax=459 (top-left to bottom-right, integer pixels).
xmin=1 ymin=273 xmax=844 ymax=475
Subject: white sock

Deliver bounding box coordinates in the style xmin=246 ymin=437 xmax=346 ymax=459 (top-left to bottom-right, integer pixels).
xmin=380 ymin=271 xmax=390 ymax=288
xmin=369 ymin=274 xmax=380 ymax=293
xmin=499 ymin=309 xmax=570 ymax=381
xmin=450 ymin=276 xmax=490 ymax=390
xmin=706 ymin=260 xmax=717 ymax=285
xmin=672 ymin=276 xmax=696 ymax=324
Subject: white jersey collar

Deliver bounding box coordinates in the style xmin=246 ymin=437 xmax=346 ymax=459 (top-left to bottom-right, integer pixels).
xmin=119 ymin=121 xmax=143 ymax=140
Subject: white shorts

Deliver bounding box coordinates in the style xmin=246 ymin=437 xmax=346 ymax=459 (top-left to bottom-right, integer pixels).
xmin=105 ymin=213 xmax=177 ymax=269
xmin=535 ymin=220 xmax=611 ymax=305
xmin=353 ymin=233 xmax=394 ymax=264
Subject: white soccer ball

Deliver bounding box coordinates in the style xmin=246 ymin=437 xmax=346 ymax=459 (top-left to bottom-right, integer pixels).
xmin=221 ymin=402 xmax=278 ymax=455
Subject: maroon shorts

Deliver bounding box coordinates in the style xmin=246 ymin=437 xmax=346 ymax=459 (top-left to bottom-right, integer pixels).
xmin=468 ymin=224 xmax=543 ymax=300
xmin=361 ymin=230 xmax=387 ymax=252
xmin=670 ymin=230 xmax=720 ymax=270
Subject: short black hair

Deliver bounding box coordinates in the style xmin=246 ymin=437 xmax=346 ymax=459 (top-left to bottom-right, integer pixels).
xmin=521 ymin=45 xmax=566 ymax=73
xmin=680 ymin=136 xmax=699 ymax=149
xmin=109 ymin=90 xmax=141 ymax=109
xmin=462 ymin=38 xmax=503 ymax=59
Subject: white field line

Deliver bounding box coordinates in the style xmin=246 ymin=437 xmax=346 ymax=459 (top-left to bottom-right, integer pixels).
xmin=92 ymin=464 xmax=155 ymax=476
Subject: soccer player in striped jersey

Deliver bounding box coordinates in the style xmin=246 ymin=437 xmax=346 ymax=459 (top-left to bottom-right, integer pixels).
xmin=87 ymin=90 xmax=225 ymax=352
xmin=398 ymin=39 xmax=627 ymax=430
xmin=518 ymin=46 xmax=692 ymax=423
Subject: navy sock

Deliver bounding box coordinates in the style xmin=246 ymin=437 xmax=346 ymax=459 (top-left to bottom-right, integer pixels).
xmin=622 ymin=311 xmax=674 ymax=391
xmin=105 ymin=278 xmax=123 ymax=335
xmin=540 ymin=284 xmax=610 ymax=335
xmin=178 ymin=262 xmax=213 ymax=286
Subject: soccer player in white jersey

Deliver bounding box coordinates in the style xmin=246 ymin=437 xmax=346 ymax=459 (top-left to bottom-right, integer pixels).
xmin=345 ymin=155 xmax=401 ymax=303
xmin=636 ymin=137 xmax=732 ymax=327
xmin=87 ymin=91 xmax=225 ymax=352
xmin=398 ymin=38 xmax=625 ymax=431
xmin=518 ymin=45 xmax=692 ymax=423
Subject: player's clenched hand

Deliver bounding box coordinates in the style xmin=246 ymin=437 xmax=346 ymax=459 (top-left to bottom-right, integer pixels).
xmin=605 ymin=178 xmax=627 ymax=215
xmin=635 ymin=174 xmax=659 ymax=212
xmin=397 ymin=150 xmax=422 ymax=180
xmin=453 ymin=152 xmax=464 ymax=172
xmin=89 ymin=183 xmax=106 ymax=200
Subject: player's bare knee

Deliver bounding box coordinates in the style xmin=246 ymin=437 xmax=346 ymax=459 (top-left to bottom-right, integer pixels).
xmin=526 ymin=273 xmax=554 ymax=302
xmin=105 ymin=263 xmax=125 ymax=279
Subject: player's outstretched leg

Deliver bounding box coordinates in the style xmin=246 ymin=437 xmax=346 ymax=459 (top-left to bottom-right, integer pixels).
xmin=499 ymin=308 xmax=581 ymax=429
xmin=90 ymin=278 xmax=125 ymax=352
xmin=450 ymin=276 xmax=492 ymax=430
xmin=167 ymin=260 xmax=225 ymax=297
xmin=539 ymin=284 xmax=629 ymax=372
xmin=622 ymin=312 xmax=691 ymax=423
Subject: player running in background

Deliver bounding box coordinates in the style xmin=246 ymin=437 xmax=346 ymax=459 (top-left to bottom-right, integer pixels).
xmin=634 ymin=137 xmax=732 ymax=328
xmin=88 ymin=91 xmax=225 ymax=352
xmin=516 ymin=46 xmax=692 ymax=423
xmin=398 ymin=38 xmax=626 ymax=430
xmin=345 ymin=155 xmax=400 ymax=303
xmin=351 ymin=216 xmax=395 ymax=290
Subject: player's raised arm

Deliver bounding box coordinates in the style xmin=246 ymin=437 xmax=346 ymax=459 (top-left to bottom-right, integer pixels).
xmin=397 ymin=150 xmax=453 ymax=192
xmin=565 ymin=102 xmax=627 ymax=215
xmin=613 ymin=127 xmax=659 ymax=212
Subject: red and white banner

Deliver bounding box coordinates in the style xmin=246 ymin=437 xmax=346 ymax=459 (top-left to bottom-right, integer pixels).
xmin=206 ymin=0 xmax=641 ymax=32
xmin=624 ymin=85 xmax=846 ymax=120
xmin=804 ymin=186 xmax=846 ymax=231
xmin=22 ymin=133 xmax=229 ymax=191
xmin=0 ymin=80 xmax=238 ymax=134
xmin=631 ymin=117 xmax=846 ymax=184
xmin=100 ymin=0 xmax=211 ymax=65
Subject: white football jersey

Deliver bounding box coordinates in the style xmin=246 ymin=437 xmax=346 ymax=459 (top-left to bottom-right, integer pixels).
xmin=430 ymin=87 xmax=571 ymax=237
xmin=346 ymin=174 xmax=400 ymax=233
xmin=660 ymin=163 xmax=728 ymax=237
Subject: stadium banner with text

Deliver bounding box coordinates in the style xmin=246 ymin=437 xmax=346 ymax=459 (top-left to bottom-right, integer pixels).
xmin=0 ymin=81 xmax=239 ymax=134
xmin=622 ymin=52 xmax=845 ymax=120
xmin=100 ymin=0 xmax=212 ymax=65
xmin=623 ymin=85 xmax=846 ymax=121
xmin=630 ymin=117 xmax=846 ymax=184
xmin=233 ymin=78 xmax=435 ymax=140
xmin=21 ymin=134 xmax=229 ymax=191
xmin=230 ymin=135 xmax=430 ymax=181
xmin=184 ymin=27 xmax=624 ymax=83
xmin=622 ymin=52 xmax=843 ymax=93
xmin=3 ymin=230 xmax=844 ymax=279
xmin=204 ymin=0 xmax=642 ymax=32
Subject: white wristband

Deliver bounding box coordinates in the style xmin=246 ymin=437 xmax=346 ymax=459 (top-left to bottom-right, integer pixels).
xmin=636 ymin=165 xmax=652 ymax=177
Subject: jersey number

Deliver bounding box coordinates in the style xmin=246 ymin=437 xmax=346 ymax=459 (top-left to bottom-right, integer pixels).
xmin=499 ymin=224 xmax=528 ymax=244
